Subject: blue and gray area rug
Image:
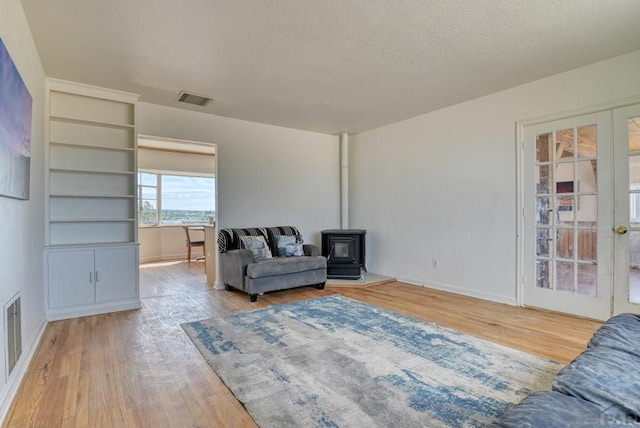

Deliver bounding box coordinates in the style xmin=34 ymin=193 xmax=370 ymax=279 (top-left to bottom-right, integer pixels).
xmin=182 ymin=295 xmax=561 ymax=427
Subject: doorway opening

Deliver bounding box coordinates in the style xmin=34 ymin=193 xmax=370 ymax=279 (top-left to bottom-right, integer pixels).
xmin=136 ymin=135 xmax=217 ymax=299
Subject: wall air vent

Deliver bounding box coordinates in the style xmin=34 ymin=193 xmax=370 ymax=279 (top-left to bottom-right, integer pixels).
xmin=177 ymin=91 xmax=213 ymax=107
xmin=5 ymin=294 xmax=21 ymax=377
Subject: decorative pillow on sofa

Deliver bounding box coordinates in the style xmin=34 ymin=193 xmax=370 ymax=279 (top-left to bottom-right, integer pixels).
xmin=275 ymin=235 xmax=304 ymax=257
xmin=240 ymin=236 xmax=273 ymax=262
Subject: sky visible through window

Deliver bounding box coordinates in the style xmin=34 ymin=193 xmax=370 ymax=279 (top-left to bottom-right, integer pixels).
xmin=162 ymin=175 xmax=214 ymax=211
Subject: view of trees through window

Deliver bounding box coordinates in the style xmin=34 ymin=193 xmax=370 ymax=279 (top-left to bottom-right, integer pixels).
xmin=138 ymin=172 xmax=215 ymax=225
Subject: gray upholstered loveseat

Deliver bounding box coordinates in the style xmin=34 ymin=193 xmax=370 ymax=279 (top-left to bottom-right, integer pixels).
xmin=491 ymin=313 xmax=640 ymax=427
xmin=218 ymin=226 xmax=327 ymax=302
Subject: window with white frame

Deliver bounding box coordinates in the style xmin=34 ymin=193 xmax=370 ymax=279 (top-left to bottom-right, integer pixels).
xmin=138 ymin=171 xmax=215 ymax=225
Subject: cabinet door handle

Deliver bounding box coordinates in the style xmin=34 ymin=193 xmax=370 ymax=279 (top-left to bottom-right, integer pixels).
xmin=89 ymin=272 xmax=93 ymax=283
xmin=95 ymin=271 xmax=99 ymax=282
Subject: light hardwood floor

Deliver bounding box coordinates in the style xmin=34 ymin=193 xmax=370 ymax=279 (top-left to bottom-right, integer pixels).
xmin=3 ymin=261 xmax=603 ymax=427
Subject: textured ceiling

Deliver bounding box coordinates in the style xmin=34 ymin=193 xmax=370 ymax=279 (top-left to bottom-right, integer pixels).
xmin=20 ymin=0 xmax=640 ymax=134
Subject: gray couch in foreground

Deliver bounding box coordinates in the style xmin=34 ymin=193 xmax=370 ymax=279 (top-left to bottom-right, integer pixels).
xmin=218 ymin=226 xmax=327 ymax=302
xmin=491 ymin=313 xmax=640 ymax=427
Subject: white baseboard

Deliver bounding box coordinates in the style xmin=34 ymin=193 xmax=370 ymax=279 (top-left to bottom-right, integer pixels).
xmin=397 ymin=277 xmax=517 ymax=306
xmin=46 ymin=299 xmax=141 ymax=321
xmin=0 ymin=316 xmax=47 ymax=424
xmin=139 ymin=253 xmax=190 ymax=264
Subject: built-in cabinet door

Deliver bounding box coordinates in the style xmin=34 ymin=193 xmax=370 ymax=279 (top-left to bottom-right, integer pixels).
xmin=95 ymin=247 xmax=138 ymax=303
xmin=48 ymin=250 xmax=95 ymax=308
xmin=47 ymin=245 xmax=140 ymax=320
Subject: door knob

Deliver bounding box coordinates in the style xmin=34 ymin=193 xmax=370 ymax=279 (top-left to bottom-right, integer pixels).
xmin=616 ymin=226 xmax=628 ymax=235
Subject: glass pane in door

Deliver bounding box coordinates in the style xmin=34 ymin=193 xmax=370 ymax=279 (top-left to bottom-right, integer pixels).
xmin=556 ymin=128 xmax=574 ymax=160
xmin=536 ymin=197 xmax=551 ymax=225
xmin=536 ymin=259 xmax=551 ymax=289
xmin=556 ymin=261 xmax=574 ymax=292
xmin=578 ymin=195 xmax=597 ymax=227
xmin=578 ymin=125 xmax=597 ymax=158
xmin=577 ymin=230 xmax=597 ymax=262
xmin=536 ymin=133 xmax=552 ymax=163
xmin=556 ymin=228 xmax=573 ymax=259
xmin=536 ymin=228 xmax=551 ymax=257
xmin=577 ymin=264 xmax=597 ymax=296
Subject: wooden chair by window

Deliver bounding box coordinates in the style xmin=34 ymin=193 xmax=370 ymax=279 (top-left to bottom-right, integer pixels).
xmin=182 ymin=226 xmax=205 ymax=262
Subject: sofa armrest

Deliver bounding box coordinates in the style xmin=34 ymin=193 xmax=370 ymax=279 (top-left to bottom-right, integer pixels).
xmin=220 ymin=249 xmax=255 ymax=290
xmin=303 ymin=244 xmax=321 ymax=257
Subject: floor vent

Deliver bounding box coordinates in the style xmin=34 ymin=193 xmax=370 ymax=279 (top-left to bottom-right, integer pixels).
xmin=5 ymin=294 xmax=21 ymax=377
xmin=176 ymin=91 xmax=213 ymax=107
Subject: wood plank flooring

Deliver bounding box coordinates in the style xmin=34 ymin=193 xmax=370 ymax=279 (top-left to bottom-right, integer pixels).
xmin=3 ymin=260 xmax=603 ymax=427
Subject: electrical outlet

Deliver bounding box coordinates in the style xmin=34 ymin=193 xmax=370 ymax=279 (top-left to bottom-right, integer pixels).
xmin=433 ymin=259 xmax=440 ymax=268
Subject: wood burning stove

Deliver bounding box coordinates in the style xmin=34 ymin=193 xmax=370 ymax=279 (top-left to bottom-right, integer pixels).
xmin=321 ymin=229 xmax=366 ymax=279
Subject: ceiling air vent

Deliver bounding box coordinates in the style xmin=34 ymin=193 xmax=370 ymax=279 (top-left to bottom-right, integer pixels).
xmin=177 ymin=91 xmax=213 ymax=107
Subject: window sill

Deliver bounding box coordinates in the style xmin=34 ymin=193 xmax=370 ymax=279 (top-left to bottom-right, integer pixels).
xmin=139 ymin=223 xmax=208 ymax=229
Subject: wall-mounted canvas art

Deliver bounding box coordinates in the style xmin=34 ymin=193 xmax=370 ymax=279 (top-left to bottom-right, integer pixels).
xmin=0 ymin=38 xmax=32 ymax=200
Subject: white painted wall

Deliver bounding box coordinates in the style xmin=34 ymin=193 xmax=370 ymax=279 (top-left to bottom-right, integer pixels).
xmin=139 ymin=226 xmax=200 ymax=263
xmin=137 ymin=103 xmax=341 ymax=246
xmin=350 ymin=50 xmax=640 ymax=305
xmin=0 ymin=0 xmax=46 ymax=419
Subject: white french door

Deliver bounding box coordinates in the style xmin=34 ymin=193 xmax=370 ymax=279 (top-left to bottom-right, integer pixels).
xmin=522 ymin=105 xmax=640 ymax=320
xmin=613 ymin=104 xmax=640 ymax=315
xmin=523 ymin=112 xmax=613 ymax=320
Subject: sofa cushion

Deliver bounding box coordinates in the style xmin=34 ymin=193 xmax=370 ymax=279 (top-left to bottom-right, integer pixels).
xmin=234 ymin=227 xmax=268 ymax=247
xmin=247 ymin=256 xmax=326 ymax=279
xmin=552 ymin=345 xmax=640 ymax=418
xmin=217 ymin=227 xmax=269 ymax=253
xmin=588 ymin=313 xmax=640 ymax=357
xmin=275 ymin=235 xmax=304 ymax=257
xmin=240 ymin=236 xmax=273 ymax=262
xmin=489 ymin=390 xmax=608 ymax=427
xmin=266 ymin=226 xmax=301 ymax=255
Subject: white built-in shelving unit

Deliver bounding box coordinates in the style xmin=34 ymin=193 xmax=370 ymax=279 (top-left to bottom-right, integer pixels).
xmin=44 ymin=79 xmax=141 ymax=320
